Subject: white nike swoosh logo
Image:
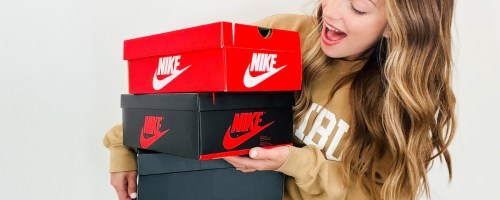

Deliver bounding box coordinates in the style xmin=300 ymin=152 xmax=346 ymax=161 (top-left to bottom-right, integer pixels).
xmin=243 ymin=64 xmax=287 ymax=88
xmin=152 ymin=65 xmax=191 ymax=90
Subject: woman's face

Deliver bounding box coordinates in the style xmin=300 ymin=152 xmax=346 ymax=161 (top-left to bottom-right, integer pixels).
xmin=320 ymin=0 xmax=388 ymax=60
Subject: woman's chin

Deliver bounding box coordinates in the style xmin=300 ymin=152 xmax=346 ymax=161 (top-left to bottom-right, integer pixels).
xmin=320 ymin=43 xmax=344 ymax=58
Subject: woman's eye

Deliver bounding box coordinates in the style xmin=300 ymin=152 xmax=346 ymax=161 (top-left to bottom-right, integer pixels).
xmin=350 ymin=4 xmax=367 ymax=15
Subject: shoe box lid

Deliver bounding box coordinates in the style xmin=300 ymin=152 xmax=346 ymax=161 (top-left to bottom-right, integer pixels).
xmin=124 ymin=22 xmax=299 ymax=60
xmin=137 ymin=150 xmax=233 ymax=175
xmin=121 ymin=92 xmax=295 ymax=111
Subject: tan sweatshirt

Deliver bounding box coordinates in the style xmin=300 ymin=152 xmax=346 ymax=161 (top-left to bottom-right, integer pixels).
xmin=104 ymin=14 xmax=388 ymax=200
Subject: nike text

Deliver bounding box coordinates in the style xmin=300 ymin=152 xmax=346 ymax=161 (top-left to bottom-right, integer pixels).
xmin=230 ymin=112 xmax=264 ymax=133
xmin=250 ymin=53 xmax=277 ymax=72
xmin=140 ymin=116 xmax=169 ymax=149
xmin=157 ymin=56 xmax=181 ymax=75
xmin=223 ymin=112 xmax=274 ymax=150
xmin=142 ymin=116 xmax=163 ymax=134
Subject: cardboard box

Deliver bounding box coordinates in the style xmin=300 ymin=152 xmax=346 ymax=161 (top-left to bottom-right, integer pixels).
xmin=124 ymin=21 xmax=302 ymax=94
xmin=137 ymin=150 xmax=284 ymax=200
xmin=122 ymin=92 xmax=294 ymax=160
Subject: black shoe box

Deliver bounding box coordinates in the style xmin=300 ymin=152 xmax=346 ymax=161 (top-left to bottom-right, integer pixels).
xmin=122 ymin=92 xmax=294 ymax=160
xmin=137 ymin=150 xmax=284 ymax=200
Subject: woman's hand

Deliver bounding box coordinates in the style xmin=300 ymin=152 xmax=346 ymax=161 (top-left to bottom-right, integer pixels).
xmin=223 ymin=146 xmax=290 ymax=172
xmin=110 ymin=171 xmax=137 ymax=200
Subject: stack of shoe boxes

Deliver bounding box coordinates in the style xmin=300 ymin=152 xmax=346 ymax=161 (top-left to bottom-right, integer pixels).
xmin=121 ymin=22 xmax=302 ymax=200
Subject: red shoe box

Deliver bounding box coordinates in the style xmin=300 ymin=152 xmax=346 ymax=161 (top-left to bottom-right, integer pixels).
xmin=137 ymin=150 xmax=284 ymax=200
xmin=122 ymin=92 xmax=294 ymax=160
xmin=123 ymin=21 xmax=301 ymax=94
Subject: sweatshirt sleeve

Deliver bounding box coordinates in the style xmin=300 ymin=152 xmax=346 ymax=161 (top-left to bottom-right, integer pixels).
xmin=277 ymin=145 xmax=350 ymax=199
xmin=102 ymin=124 xmax=137 ymax=172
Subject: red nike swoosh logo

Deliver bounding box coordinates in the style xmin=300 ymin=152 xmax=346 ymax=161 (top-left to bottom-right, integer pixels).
xmin=223 ymin=122 xmax=274 ymax=150
xmin=140 ymin=128 xmax=169 ymax=149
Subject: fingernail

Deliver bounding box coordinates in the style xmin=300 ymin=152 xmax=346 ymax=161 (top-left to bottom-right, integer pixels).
xmin=249 ymin=149 xmax=258 ymax=158
xmin=130 ymin=192 xmax=137 ymax=199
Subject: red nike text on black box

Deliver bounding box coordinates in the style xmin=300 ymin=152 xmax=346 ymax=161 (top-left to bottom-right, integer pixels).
xmin=137 ymin=150 xmax=284 ymax=200
xmin=122 ymin=92 xmax=294 ymax=160
xmin=123 ymin=21 xmax=302 ymax=94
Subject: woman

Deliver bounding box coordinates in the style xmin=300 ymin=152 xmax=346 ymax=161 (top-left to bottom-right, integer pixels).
xmin=104 ymin=0 xmax=456 ymax=199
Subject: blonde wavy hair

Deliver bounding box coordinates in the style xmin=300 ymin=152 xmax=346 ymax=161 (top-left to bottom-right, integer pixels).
xmin=294 ymin=0 xmax=456 ymax=199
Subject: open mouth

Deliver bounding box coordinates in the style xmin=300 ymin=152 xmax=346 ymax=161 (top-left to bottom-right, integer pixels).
xmin=322 ymin=22 xmax=347 ymax=45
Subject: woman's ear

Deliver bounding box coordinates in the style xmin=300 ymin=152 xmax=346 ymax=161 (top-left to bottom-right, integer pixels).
xmin=383 ymin=26 xmax=392 ymax=39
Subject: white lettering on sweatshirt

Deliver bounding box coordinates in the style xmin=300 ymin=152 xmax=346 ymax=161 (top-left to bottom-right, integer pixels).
xmin=294 ymin=103 xmax=350 ymax=161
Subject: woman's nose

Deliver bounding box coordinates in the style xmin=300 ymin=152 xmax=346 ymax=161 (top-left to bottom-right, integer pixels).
xmin=322 ymin=0 xmax=344 ymax=22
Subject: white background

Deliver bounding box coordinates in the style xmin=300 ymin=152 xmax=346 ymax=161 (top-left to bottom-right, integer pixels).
xmin=0 ymin=0 xmax=498 ymax=199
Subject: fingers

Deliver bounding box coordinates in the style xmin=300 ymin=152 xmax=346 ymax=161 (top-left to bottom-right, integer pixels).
xmin=111 ymin=174 xmax=130 ymax=200
xmin=223 ymin=156 xmax=254 ymax=168
xmin=127 ymin=171 xmax=137 ymax=199
xmin=114 ymin=185 xmax=130 ymax=200
xmin=223 ymin=147 xmax=290 ymax=172
xmin=223 ymin=157 xmax=250 ymax=171
xmin=249 ymin=147 xmax=263 ymax=159
xmin=223 ymin=156 xmax=267 ymax=171
xmin=224 ymin=157 xmax=257 ymax=172
xmin=248 ymin=147 xmax=276 ymax=160
xmin=250 ymin=146 xmax=286 ymax=160
xmin=239 ymin=168 xmax=257 ymax=173
xmin=111 ymin=171 xmax=136 ymax=200
xmin=223 ymin=157 xmax=243 ymax=168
